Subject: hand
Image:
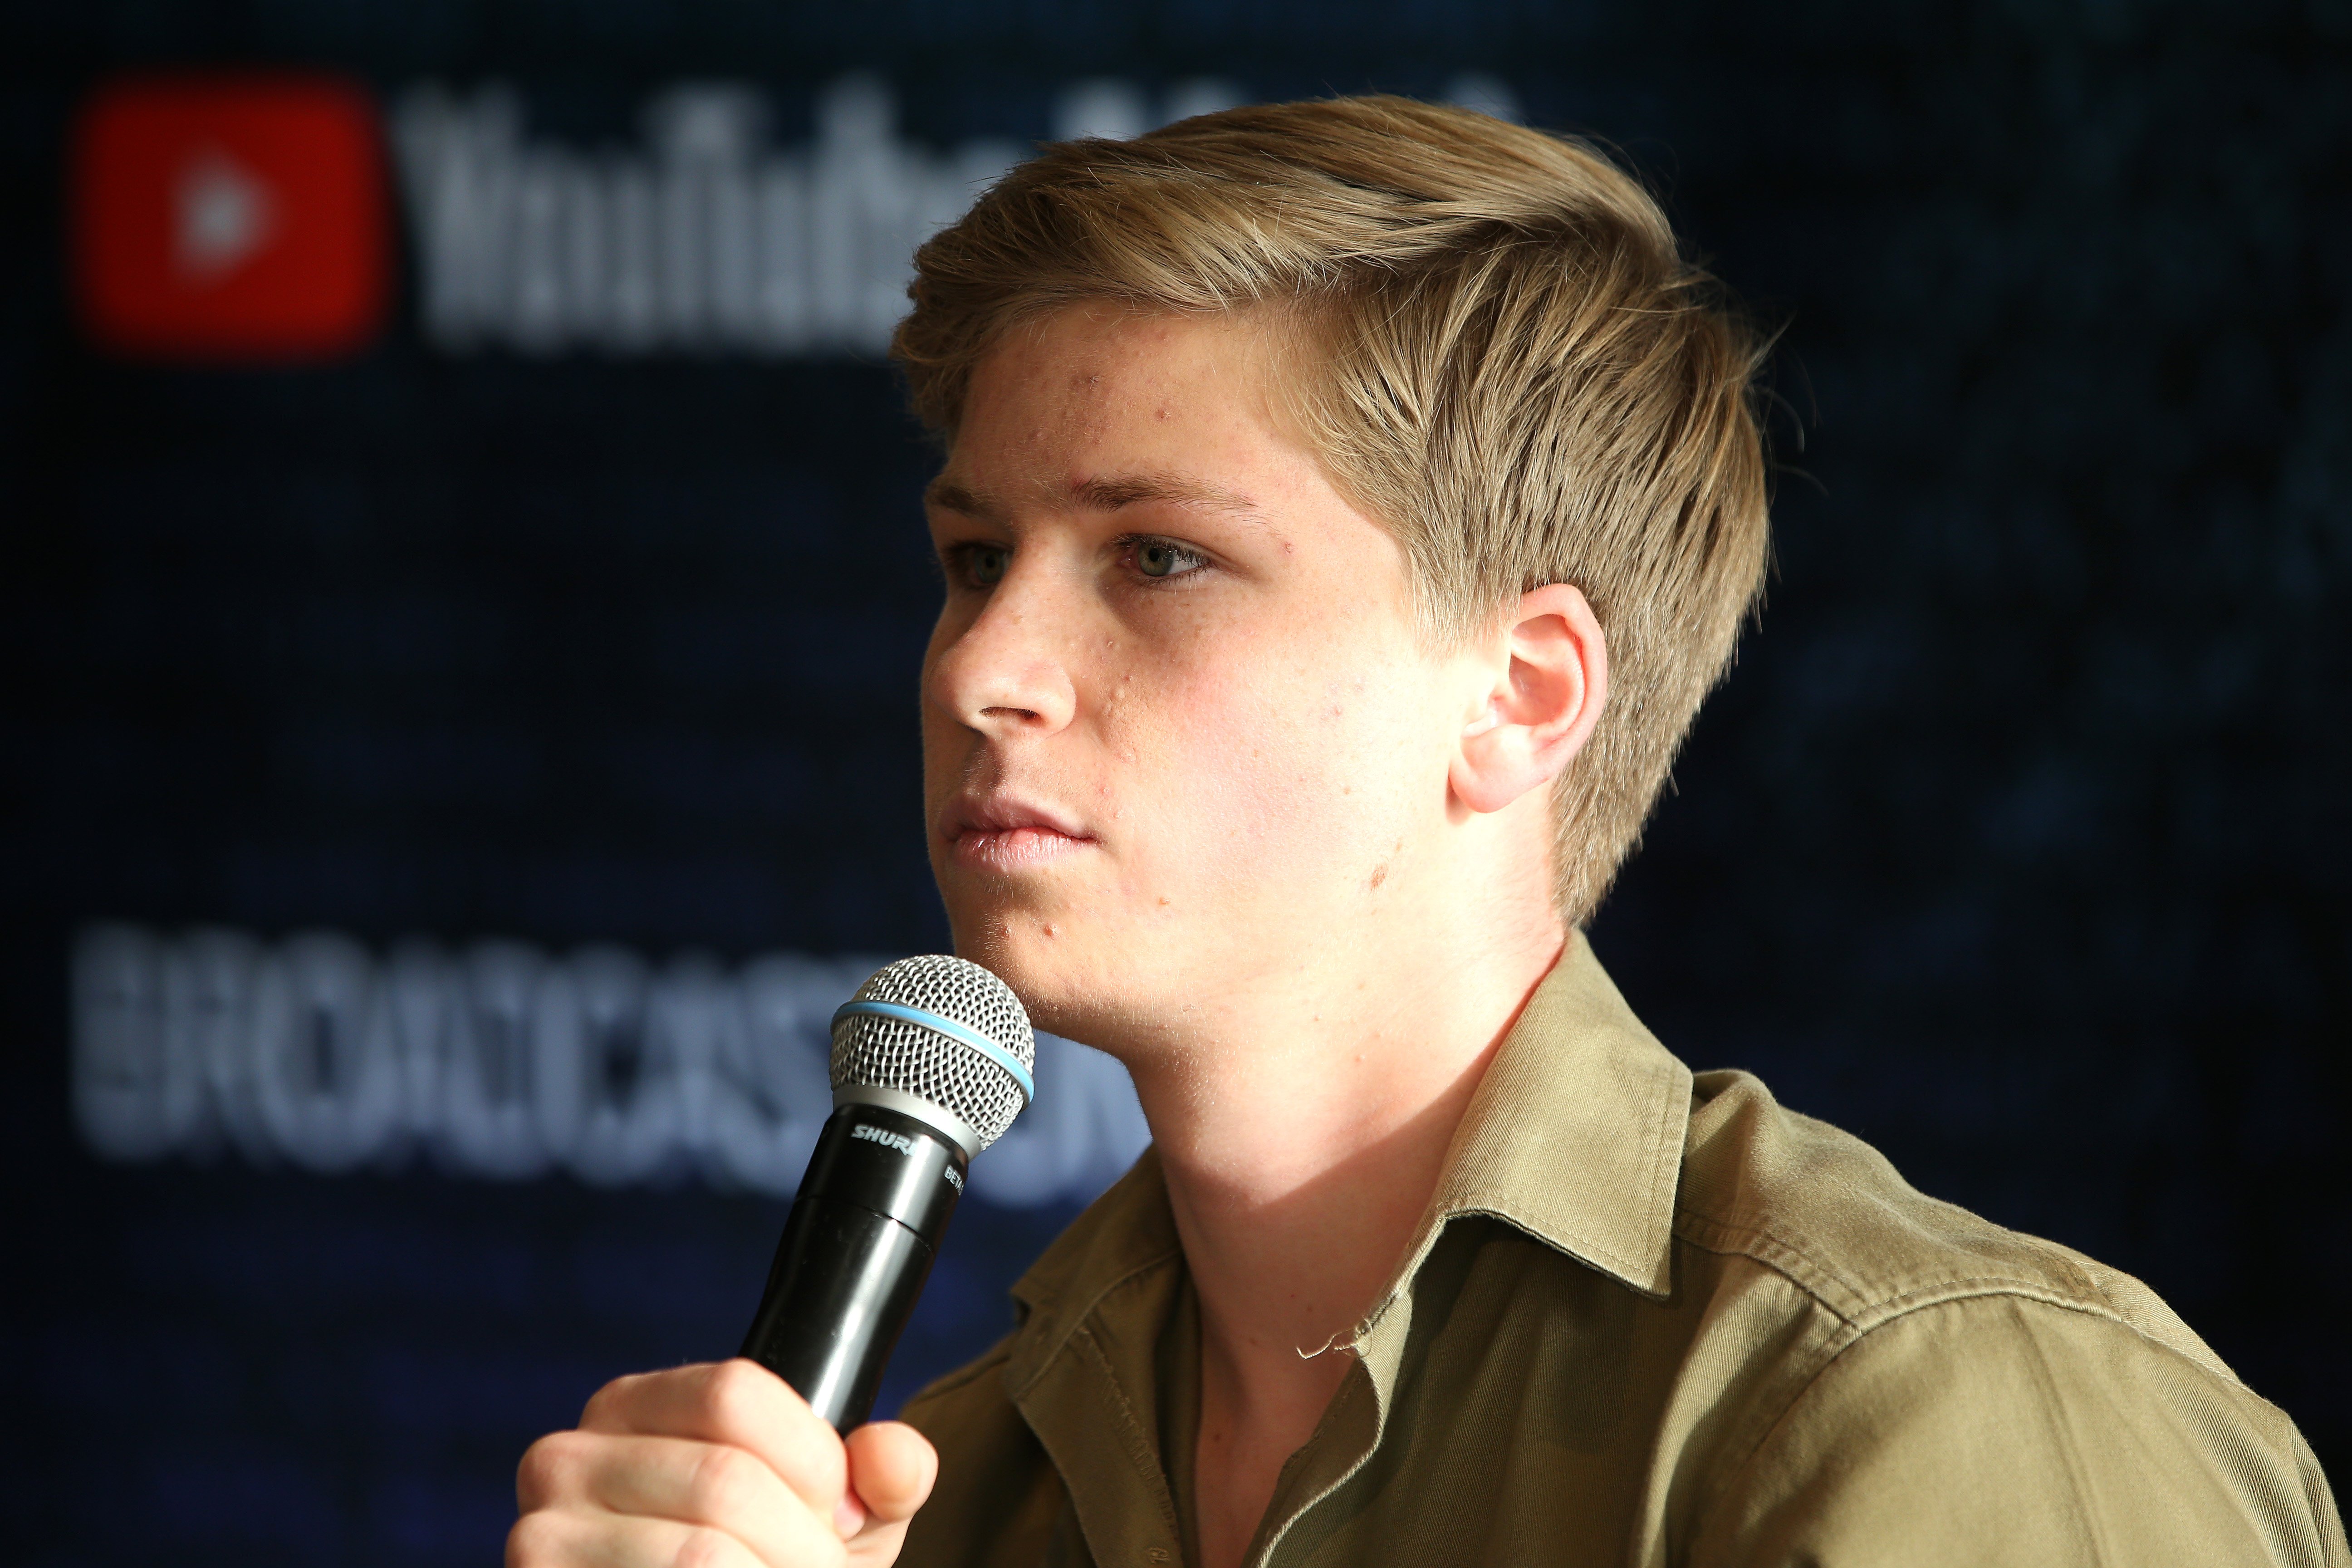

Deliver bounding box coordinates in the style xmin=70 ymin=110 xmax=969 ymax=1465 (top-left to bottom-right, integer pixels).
xmin=510 ymin=1358 xmax=939 ymax=1568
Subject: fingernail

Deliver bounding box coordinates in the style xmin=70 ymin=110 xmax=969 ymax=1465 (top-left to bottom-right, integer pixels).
xmin=834 ymin=1495 xmax=866 ymax=1539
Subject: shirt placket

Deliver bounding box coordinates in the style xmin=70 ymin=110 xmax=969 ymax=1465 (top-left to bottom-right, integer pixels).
xmin=1014 ymin=1315 xmax=1190 ymax=1568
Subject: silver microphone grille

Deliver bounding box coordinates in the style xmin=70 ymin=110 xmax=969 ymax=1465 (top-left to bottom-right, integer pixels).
xmin=829 ymin=956 xmax=1035 ymax=1152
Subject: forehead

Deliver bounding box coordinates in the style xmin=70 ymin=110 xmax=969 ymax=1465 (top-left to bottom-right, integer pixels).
xmin=937 ymin=306 xmax=1319 ymax=506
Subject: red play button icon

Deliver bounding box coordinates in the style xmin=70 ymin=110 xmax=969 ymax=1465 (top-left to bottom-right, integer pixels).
xmin=71 ymin=74 xmax=392 ymax=360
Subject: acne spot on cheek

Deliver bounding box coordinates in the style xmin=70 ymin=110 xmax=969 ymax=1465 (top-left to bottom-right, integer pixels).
xmin=1369 ymin=864 xmax=1389 ymax=891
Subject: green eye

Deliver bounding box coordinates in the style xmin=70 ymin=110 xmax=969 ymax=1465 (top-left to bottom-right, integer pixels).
xmin=1135 ymin=539 xmax=1204 ymax=579
xmin=964 ymin=545 xmax=1009 ymax=587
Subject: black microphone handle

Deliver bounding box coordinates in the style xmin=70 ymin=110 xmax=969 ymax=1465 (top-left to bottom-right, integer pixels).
xmin=740 ymin=1103 xmax=969 ymax=1431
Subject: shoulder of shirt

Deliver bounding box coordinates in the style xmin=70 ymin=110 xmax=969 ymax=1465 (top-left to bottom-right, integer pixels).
xmin=1670 ymin=1067 xmax=2244 ymax=1388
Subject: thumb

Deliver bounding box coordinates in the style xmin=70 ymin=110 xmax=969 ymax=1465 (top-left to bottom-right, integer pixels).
xmin=844 ymin=1421 xmax=939 ymax=1532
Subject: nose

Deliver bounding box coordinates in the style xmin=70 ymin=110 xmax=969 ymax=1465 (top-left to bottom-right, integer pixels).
xmin=925 ymin=559 xmax=1079 ymax=740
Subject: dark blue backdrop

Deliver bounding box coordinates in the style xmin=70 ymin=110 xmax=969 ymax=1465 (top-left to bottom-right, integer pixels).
xmin=4 ymin=2 xmax=2347 ymax=1563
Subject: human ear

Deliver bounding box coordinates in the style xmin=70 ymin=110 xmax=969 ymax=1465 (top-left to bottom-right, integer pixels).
xmin=1449 ymin=583 xmax=1609 ymax=815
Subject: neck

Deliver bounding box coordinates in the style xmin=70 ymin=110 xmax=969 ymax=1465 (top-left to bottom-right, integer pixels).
xmin=1123 ymin=886 xmax=1566 ymax=1452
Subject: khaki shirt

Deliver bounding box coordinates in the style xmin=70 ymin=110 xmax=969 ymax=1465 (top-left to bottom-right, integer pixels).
xmin=901 ymin=936 xmax=2347 ymax=1566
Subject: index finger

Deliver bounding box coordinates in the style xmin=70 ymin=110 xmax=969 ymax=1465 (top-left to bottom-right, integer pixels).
xmin=581 ymin=1359 xmax=850 ymax=1519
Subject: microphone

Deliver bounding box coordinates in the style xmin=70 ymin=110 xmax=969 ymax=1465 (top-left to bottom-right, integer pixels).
xmin=738 ymin=955 xmax=1036 ymax=1430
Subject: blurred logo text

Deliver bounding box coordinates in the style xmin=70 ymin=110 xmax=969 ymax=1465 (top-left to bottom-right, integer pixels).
xmin=72 ymin=923 xmax=1149 ymax=1208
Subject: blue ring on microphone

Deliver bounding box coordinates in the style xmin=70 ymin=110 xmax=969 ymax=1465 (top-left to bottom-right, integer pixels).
xmin=831 ymin=1000 xmax=1035 ymax=1102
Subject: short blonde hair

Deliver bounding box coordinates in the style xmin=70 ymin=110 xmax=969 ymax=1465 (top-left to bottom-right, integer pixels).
xmin=894 ymin=95 xmax=1770 ymax=924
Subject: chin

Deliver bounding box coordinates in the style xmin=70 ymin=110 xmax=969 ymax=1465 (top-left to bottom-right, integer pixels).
xmin=943 ymin=897 xmax=1132 ymax=1043
xmin=948 ymin=912 xmax=1081 ymax=999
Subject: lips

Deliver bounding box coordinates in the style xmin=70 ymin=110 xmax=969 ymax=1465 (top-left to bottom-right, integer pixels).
xmin=942 ymin=795 xmax=1094 ymax=870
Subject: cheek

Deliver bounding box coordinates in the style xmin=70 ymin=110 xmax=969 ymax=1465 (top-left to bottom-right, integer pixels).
xmin=917 ymin=654 xmax=954 ymax=802
xmin=1105 ymin=629 xmax=1434 ymax=881
xmin=918 ymin=612 xmax=982 ymax=798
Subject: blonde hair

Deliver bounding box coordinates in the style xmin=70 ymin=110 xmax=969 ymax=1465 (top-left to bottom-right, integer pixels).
xmin=893 ymin=95 xmax=1770 ymax=924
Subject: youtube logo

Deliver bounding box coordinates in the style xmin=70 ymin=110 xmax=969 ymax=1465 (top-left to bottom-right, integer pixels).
xmin=72 ymin=74 xmax=392 ymax=360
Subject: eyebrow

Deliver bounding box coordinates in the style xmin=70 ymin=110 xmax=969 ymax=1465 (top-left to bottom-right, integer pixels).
xmin=924 ymin=470 xmax=1269 ymax=528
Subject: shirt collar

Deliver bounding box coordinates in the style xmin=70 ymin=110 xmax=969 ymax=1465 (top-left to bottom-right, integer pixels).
xmin=1004 ymin=1143 xmax=1184 ymax=1393
xmin=992 ymin=935 xmax=1695 ymax=1568
xmin=1362 ymin=929 xmax=1692 ymax=1327
xmin=1005 ymin=931 xmax=1692 ymax=1374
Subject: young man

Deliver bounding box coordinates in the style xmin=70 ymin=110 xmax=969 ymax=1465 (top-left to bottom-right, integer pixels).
xmin=510 ymin=98 xmax=2344 ymax=1568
